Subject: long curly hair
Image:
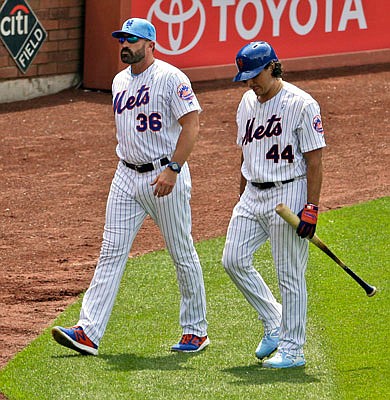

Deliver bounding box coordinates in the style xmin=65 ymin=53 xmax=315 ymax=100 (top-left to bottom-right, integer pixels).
xmin=265 ymin=61 xmax=283 ymax=78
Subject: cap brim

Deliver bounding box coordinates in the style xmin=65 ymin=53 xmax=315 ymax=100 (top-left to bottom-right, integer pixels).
xmin=233 ymin=66 xmax=266 ymax=82
xmin=111 ymin=30 xmax=154 ymax=40
xmin=112 ymin=30 xmax=127 ymax=38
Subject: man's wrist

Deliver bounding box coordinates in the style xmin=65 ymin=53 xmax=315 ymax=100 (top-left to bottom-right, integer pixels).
xmin=167 ymin=161 xmax=181 ymax=173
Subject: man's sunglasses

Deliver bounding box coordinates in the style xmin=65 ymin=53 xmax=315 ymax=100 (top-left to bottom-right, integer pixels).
xmin=119 ymin=36 xmax=140 ymax=44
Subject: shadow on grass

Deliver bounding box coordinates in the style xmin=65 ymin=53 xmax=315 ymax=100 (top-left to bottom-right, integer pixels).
xmin=223 ymin=363 xmax=321 ymax=385
xmin=99 ymin=351 xmax=201 ymax=371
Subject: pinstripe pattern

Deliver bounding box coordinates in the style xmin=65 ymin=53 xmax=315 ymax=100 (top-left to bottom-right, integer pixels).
xmin=77 ymin=60 xmax=207 ymax=345
xmin=223 ymin=179 xmax=309 ymax=355
xmin=112 ymin=60 xmax=201 ymax=164
xmin=237 ymin=81 xmax=325 ymax=182
xmin=223 ymin=80 xmax=326 ymax=357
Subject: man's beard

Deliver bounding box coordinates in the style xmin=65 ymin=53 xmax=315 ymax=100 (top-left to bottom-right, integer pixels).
xmin=120 ymin=47 xmax=145 ymax=65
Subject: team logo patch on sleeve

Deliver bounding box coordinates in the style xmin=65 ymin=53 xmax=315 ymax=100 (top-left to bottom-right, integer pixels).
xmin=177 ymin=83 xmax=194 ymax=101
xmin=313 ymin=115 xmax=324 ymax=133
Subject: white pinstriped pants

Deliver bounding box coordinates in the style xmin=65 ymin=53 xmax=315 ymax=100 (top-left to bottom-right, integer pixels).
xmin=78 ymin=161 xmax=208 ymax=345
xmin=222 ymin=178 xmax=308 ymax=356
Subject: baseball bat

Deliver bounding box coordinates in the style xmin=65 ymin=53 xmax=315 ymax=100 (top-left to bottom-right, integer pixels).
xmin=275 ymin=203 xmax=377 ymax=297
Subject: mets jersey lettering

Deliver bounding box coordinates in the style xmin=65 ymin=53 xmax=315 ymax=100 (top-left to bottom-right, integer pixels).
xmin=113 ymin=84 xmax=150 ymax=114
xmin=242 ymin=114 xmax=282 ymax=145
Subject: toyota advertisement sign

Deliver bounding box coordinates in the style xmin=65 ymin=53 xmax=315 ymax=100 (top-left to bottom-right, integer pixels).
xmin=133 ymin=0 xmax=388 ymax=69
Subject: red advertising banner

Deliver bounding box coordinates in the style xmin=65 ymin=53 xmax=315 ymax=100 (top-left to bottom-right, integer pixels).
xmin=132 ymin=0 xmax=389 ymax=68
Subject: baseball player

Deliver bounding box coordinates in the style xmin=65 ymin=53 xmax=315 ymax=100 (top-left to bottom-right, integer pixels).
xmin=222 ymin=41 xmax=326 ymax=368
xmin=52 ymin=18 xmax=209 ymax=355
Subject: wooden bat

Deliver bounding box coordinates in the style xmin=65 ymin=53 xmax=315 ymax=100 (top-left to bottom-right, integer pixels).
xmin=275 ymin=203 xmax=377 ymax=297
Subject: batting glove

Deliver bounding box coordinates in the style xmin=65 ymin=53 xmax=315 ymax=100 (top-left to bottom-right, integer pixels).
xmin=296 ymin=203 xmax=318 ymax=239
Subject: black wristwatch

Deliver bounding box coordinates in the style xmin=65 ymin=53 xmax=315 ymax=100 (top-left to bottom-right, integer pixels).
xmin=167 ymin=161 xmax=181 ymax=173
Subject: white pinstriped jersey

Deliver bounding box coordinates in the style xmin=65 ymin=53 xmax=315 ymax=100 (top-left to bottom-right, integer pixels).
xmin=112 ymin=59 xmax=201 ymax=164
xmin=236 ymin=81 xmax=326 ymax=182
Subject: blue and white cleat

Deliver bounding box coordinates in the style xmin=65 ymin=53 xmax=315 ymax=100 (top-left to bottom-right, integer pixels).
xmin=262 ymin=351 xmax=306 ymax=368
xmin=255 ymin=327 xmax=280 ymax=359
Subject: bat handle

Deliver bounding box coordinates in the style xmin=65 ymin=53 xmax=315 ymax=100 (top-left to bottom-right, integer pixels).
xmin=275 ymin=203 xmax=377 ymax=297
xmin=343 ymin=267 xmax=377 ymax=297
xmin=312 ymin=239 xmax=377 ymax=297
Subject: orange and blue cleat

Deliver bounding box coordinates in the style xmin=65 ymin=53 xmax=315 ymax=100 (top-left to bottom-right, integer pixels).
xmin=51 ymin=325 xmax=98 ymax=355
xmin=171 ymin=334 xmax=210 ymax=352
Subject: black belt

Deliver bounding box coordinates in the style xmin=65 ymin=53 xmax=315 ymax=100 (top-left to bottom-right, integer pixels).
xmin=252 ymin=178 xmax=294 ymax=190
xmin=122 ymin=157 xmax=169 ymax=173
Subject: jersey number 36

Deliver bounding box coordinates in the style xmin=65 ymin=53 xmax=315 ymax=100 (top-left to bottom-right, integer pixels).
xmin=136 ymin=112 xmax=162 ymax=132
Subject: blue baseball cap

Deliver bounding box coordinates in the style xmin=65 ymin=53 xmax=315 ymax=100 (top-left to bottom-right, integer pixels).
xmin=112 ymin=18 xmax=156 ymax=41
xmin=233 ymin=41 xmax=278 ymax=82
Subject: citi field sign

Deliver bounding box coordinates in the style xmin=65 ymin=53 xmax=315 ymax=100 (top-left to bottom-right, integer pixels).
xmin=0 ymin=0 xmax=47 ymax=73
xmin=133 ymin=0 xmax=388 ymax=68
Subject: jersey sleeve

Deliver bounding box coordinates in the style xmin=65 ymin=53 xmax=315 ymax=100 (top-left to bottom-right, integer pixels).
xmin=297 ymin=100 xmax=326 ymax=153
xmin=236 ymin=92 xmax=250 ymax=147
xmin=168 ymin=71 xmax=202 ymax=121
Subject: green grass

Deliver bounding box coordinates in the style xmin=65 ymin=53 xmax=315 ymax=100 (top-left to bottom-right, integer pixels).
xmin=0 ymin=198 xmax=388 ymax=400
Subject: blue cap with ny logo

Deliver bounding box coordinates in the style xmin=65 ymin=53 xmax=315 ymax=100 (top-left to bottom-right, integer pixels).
xmin=112 ymin=18 xmax=156 ymax=41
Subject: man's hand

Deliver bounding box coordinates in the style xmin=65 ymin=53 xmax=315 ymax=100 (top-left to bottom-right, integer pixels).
xmin=296 ymin=203 xmax=318 ymax=239
xmin=151 ymin=168 xmax=178 ymax=197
